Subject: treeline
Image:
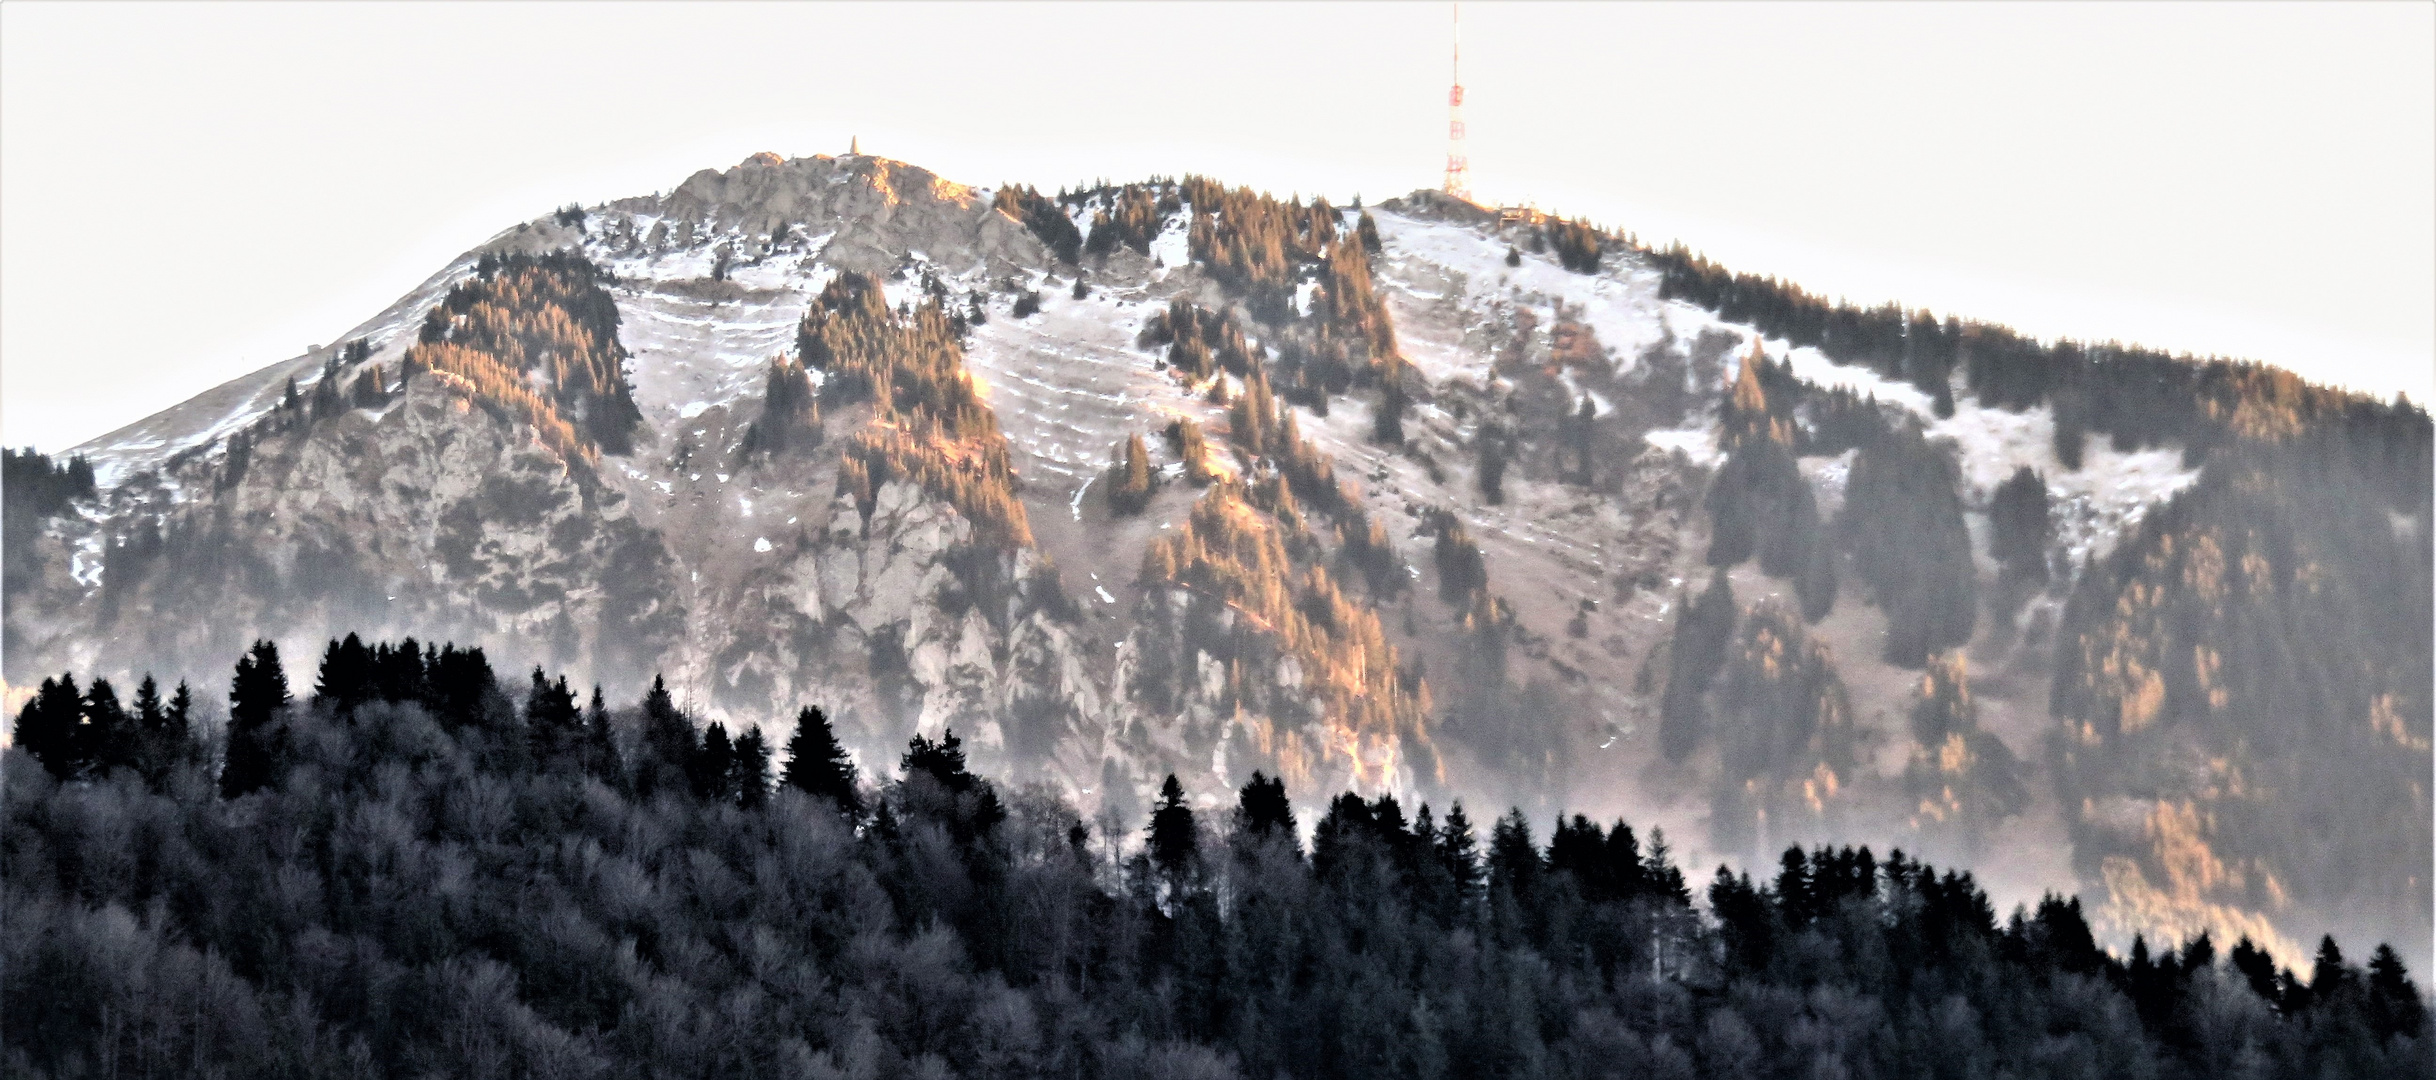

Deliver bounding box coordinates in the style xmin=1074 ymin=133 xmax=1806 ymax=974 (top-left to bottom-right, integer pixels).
xmin=1064 ymin=180 xmax=1182 ymax=260
xmin=7 ymin=634 xmax=2426 ymax=1078
xmin=1543 ymin=217 xmax=1604 ymax=273
xmin=1649 ymin=242 xmax=2432 ymax=475
xmin=404 ymin=250 xmax=645 ymax=460
xmin=3 ymin=447 xmax=97 ymax=517
xmin=801 ymin=271 xmax=1032 ymax=546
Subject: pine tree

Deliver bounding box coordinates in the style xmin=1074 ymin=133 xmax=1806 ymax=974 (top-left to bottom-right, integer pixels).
xmin=1106 ymin=433 xmax=1155 ymax=515
xmin=1642 ymin=828 xmax=1692 ymax=908
xmin=1487 ymin=808 xmax=1540 ymax=904
xmin=898 ymin=729 xmax=1004 ymax=842
xmin=1435 ymin=802 xmax=1484 ymax=910
xmin=691 ymin=722 xmax=737 ymax=802
xmin=164 ymin=680 xmax=194 ymax=770
xmin=80 ymin=679 xmax=133 ymax=776
xmin=1989 ymin=466 xmax=2053 ymax=585
xmin=581 ymin=686 xmax=621 ymax=786
xmin=132 ymin=674 xmax=164 ymax=728
xmin=1659 ymin=569 xmax=1737 ymax=762
xmin=732 ymin=726 xmax=772 ymax=809
xmin=1373 ymin=375 xmax=1408 ymax=446
xmin=524 ymin=669 xmax=583 ymax=772
xmin=901 ymin=729 xmax=979 ymax=791
xmin=1708 ymin=868 xmax=1775 ymax=972
xmin=315 ymin=633 xmax=376 ymax=713
xmin=12 ymin=674 xmax=84 ymax=780
xmin=131 ymin=674 xmax=172 ymax=782
xmin=782 ymin=705 xmax=862 ymax=815
xmin=2230 ymin=936 xmax=2285 ymax=1008
xmin=636 ymin=675 xmax=694 ymax=799
xmin=1234 ymin=771 xmax=1295 ymax=842
xmin=2310 ymin=936 xmax=2356 ymax=1005
xmin=1149 ymin=774 xmax=1198 ymax=877
xmin=222 ymin=639 xmax=290 ymax=798
xmin=2366 ymin=944 xmax=2427 ymax=1040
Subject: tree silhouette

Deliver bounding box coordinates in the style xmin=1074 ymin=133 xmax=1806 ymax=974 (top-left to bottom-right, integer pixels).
xmin=782 ymin=705 xmax=862 ymax=815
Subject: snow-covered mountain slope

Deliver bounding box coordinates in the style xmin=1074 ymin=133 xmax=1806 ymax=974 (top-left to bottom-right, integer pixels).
xmin=14 ymin=151 xmax=2397 ymax=961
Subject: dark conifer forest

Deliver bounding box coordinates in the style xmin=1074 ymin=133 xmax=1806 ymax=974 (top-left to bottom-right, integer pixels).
xmin=5 ymin=636 xmax=2427 ymax=1079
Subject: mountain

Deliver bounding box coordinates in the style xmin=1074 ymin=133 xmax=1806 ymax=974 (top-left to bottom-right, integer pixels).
xmin=5 ymin=151 xmax=2426 ymax=965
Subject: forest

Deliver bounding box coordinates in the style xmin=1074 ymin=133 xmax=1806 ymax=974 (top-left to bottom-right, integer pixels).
xmin=1652 ymin=223 xmax=2433 ymax=970
xmin=1 ymin=447 xmax=96 ymax=605
xmin=6 ymin=634 xmax=2427 ymax=1079
xmin=403 ymin=250 xmax=645 ymax=461
xmin=1646 ymin=241 xmax=2430 ymax=489
xmin=801 ymin=269 xmax=1033 ymax=548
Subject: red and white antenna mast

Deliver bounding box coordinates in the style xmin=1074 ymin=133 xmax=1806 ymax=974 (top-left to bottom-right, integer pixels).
xmin=1444 ymin=2 xmax=1472 ymax=204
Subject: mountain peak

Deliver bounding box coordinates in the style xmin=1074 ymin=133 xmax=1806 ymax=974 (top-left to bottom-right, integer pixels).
xmin=645 ymin=152 xmax=1023 ymax=275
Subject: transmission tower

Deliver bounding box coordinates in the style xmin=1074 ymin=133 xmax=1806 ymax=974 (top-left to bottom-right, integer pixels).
xmin=1444 ymin=3 xmax=1472 ymax=204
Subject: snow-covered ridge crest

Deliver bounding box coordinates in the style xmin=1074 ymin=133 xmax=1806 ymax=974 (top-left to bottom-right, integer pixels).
xmin=70 ymin=152 xmax=1042 ymax=498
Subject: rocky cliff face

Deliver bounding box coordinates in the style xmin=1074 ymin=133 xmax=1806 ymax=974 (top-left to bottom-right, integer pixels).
xmin=8 ymin=152 xmax=2425 ymax=965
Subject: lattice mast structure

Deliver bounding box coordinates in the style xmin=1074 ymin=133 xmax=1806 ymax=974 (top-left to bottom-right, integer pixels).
xmin=1444 ymin=3 xmax=1472 ymax=203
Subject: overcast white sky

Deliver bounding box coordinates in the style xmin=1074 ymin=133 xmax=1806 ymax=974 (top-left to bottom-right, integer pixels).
xmin=3 ymin=1 xmax=2430 ymax=453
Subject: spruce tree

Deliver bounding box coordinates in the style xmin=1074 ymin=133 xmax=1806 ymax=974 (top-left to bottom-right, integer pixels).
xmin=1435 ymin=802 xmax=1483 ymax=909
xmin=132 ymin=674 xmax=164 ymax=729
xmin=1659 ymin=569 xmax=1736 ymax=762
xmin=1373 ymin=377 xmax=1408 ymax=446
xmin=1234 ymin=771 xmax=1294 ymax=841
xmin=1603 ymin=820 xmax=1648 ymax=901
xmin=163 ymin=680 xmax=195 ymax=771
xmin=131 ymin=674 xmax=170 ymax=782
xmin=782 ymin=706 xmax=861 ymax=815
xmin=898 ymin=729 xmax=1004 ymax=842
xmin=221 ymin=639 xmax=290 ymax=798
xmin=1106 ymin=433 xmax=1155 ymax=515
xmin=636 ymin=675 xmax=694 ymax=799
xmin=2310 ymin=936 xmax=2356 ymax=1004
xmin=1149 ymin=774 xmax=1198 ymax=877
xmin=80 ymin=678 xmax=133 ymax=776
xmin=1487 ymin=808 xmax=1540 ymax=903
xmin=315 ymin=633 xmax=377 ymax=713
xmin=691 ymin=722 xmax=736 ymax=802
xmin=1989 ymin=465 xmax=2053 ymax=585
xmin=901 ymin=729 xmax=977 ymax=792
xmin=524 ymin=669 xmax=582 ymax=772
xmin=581 ymin=686 xmax=621 ymax=786
xmin=2366 ymin=944 xmax=2427 ymax=1039
xmin=732 ymin=726 xmax=772 ymax=809
xmin=12 ymin=674 xmax=84 ymax=780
